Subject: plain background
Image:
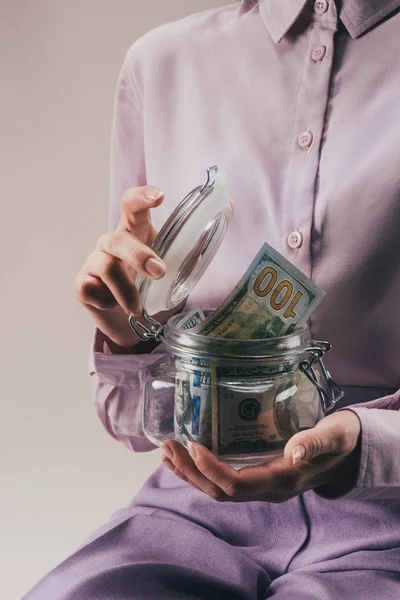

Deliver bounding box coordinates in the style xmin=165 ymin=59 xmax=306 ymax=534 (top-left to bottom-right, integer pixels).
xmin=1 ymin=1 xmax=233 ymax=598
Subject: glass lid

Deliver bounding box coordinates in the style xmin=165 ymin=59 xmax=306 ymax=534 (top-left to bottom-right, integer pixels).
xmin=135 ymin=165 xmax=233 ymax=320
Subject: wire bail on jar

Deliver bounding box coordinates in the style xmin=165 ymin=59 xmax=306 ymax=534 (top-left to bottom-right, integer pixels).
xmin=299 ymin=342 xmax=344 ymax=411
xmin=129 ymin=311 xmax=165 ymax=342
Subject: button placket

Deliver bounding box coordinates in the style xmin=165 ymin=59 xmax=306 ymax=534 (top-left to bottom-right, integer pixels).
xmin=280 ymin=14 xmax=337 ymax=275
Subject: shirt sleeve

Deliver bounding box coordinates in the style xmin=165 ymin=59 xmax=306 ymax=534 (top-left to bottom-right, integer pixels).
xmin=88 ymin=45 xmax=163 ymax=452
xmin=314 ymin=391 xmax=400 ymax=500
xmin=89 ymin=328 xmax=166 ymax=452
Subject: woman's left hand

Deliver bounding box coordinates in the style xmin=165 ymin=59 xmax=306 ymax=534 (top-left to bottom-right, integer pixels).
xmin=160 ymin=410 xmax=361 ymax=502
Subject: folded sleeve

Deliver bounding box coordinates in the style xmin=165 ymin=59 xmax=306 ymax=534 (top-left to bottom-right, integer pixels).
xmin=89 ymin=328 xmax=167 ymax=452
xmin=315 ymin=390 xmax=400 ymax=500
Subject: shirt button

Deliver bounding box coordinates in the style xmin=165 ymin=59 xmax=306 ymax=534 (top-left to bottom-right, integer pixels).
xmin=311 ymin=45 xmax=326 ymax=62
xmin=314 ymin=0 xmax=329 ymax=14
xmin=298 ymin=130 xmax=313 ymax=149
xmin=288 ymin=230 xmax=303 ymax=249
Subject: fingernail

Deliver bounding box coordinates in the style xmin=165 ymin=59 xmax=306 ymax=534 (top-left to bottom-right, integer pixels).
xmin=160 ymin=443 xmax=173 ymax=460
xmin=292 ymin=445 xmax=306 ymax=465
xmin=187 ymin=442 xmax=197 ymax=461
xmin=145 ymin=257 xmax=166 ymax=279
xmin=145 ymin=188 xmax=163 ymax=201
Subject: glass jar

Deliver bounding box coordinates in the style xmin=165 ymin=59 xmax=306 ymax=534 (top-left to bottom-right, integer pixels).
xmin=129 ymin=165 xmax=343 ymax=467
xmin=142 ymin=311 xmax=342 ymax=467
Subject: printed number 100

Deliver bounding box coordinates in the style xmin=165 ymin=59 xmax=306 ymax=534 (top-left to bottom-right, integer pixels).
xmin=253 ymin=267 xmax=304 ymax=319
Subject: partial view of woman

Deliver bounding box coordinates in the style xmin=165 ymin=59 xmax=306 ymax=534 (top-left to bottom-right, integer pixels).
xmin=24 ymin=1 xmax=400 ymax=598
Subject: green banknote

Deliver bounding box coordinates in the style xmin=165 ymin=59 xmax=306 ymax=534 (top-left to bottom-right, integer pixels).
xmin=176 ymin=307 xmax=205 ymax=331
xmin=194 ymin=242 xmax=324 ymax=339
xmin=173 ymin=356 xmax=213 ymax=450
xmin=174 ymin=308 xmax=212 ymax=448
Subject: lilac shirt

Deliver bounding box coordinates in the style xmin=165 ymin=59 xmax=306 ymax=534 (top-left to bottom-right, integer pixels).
xmin=89 ymin=0 xmax=400 ymax=499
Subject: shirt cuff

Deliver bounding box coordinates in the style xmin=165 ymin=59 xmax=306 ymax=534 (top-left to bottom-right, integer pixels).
xmin=89 ymin=327 xmax=167 ymax=452
xmin=89 ymin=327 xmax=164 ymax=383
xmin=314 ymin=404 xmax=400 ymax=500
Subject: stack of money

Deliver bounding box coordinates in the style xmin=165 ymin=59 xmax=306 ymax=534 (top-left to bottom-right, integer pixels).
xmin=173 ymin=242 xmax=324 ymax=461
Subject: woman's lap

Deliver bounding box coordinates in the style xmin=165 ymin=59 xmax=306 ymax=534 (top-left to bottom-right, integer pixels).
xmin=22 ymin=466 xmax=400 ymax=599
xmin=22 ymin=505 xmax=268 ymax=600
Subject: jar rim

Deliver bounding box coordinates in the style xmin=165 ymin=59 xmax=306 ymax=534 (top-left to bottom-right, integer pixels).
xmin=163 ymin=310 xmax=311 ymax=360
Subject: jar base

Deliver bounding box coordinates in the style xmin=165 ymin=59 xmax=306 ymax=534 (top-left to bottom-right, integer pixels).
xmin=221 ymin=448 xmax=284 ymax=469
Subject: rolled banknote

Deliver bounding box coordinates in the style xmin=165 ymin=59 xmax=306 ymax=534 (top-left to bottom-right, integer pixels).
xmin=174 ymin=370 xmax=194 ymax=444
xmin=173 ymin=356 xmax=213 ymax=449
xmin=176 ymin=307 xmax=206 ymax=331
xmin=213 ymin=367 xmax=286 ymax=458
xmin=212 ymin=368 xmax=321 ymax=460
xmin=174 ymin=308 xmax=212 ymax=447
xmin=194 ymin=242 xmax=324 ymax=339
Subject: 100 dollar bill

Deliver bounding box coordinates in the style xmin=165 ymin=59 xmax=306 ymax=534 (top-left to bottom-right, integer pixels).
xmin=194 ymin=242 xmax=324 ymax=339
xmin=213 ymin=368 xmax=285 ymax=458
xmin=174 ymin=308 xmax=212 ymax=447
xmin=177 ymin=307 xmax=206 ymax=331
xmin=174 ymin=356 xmax=213 ymax=449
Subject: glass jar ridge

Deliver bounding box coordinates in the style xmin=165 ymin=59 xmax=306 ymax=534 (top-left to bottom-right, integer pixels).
xmin=163 ymin=311 xmax=312 ymax=364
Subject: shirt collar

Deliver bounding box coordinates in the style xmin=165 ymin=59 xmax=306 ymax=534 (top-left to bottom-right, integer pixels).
xmin=259 ymin=0 xmax=400 ymax=42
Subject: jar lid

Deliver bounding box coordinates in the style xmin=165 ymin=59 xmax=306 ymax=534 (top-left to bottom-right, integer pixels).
xmin=136 ymin=165 xmax=232 ymax=318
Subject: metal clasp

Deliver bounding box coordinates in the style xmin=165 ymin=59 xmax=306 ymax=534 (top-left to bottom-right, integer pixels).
xmin=199 ymin=165 xmax=218 ymax=194
xmin=299 ymin=341 xmax=344 ymax=413
xmin=128 ymin=311 xmax=164 ymax=342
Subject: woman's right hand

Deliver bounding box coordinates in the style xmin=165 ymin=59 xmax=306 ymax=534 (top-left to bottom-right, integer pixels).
xmin=75 ymin=185 xmax=172 ymax=349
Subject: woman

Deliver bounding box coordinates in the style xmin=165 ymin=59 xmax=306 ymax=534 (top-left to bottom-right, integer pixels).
xmin=24 ymin=1 xmax=400 ymax=598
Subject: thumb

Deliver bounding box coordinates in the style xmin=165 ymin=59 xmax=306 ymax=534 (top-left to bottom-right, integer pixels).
xmin=283 ymin=413 xmax=345 ymax=466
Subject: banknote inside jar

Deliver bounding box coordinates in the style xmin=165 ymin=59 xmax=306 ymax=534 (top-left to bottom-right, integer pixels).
xmin=173 ymin=355 xmax=322 ymax=465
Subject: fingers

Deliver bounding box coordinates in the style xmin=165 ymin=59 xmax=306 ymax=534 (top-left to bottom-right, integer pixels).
xmin=75 ymin=273 xmax=118 ymax=311
xmin=165 ymin=439 xmax=317 ymax=499
xmin=76 ymin=185 xmax=166 ymax=316
xmin=184 ymin=442 xmax=248 ymax=497
xmin=162 ymin=441 xmax=230 ymax=501
xmin=117 ymin=186 xmax=164 ymax=236
xmin=161 ymin=442 xmax=299 ymax=503
xmin=88 ymin=250 xmax=141 ymax=315
xmin=97 ymin=230 xmax=166 ymax=280
xmin=76 ymin=250 xmax=142 ymax=315
xmin=283 ymin=410 xmax=361 ymax=466
xmin=161 ymin=456 xmax=205 ymax=493
xmin=75 ymin=185 xmax=168 ymax=337
xmin=161 ymin=455 xmax=261 ymax=503
xmin=183 ymin=441 xmax=271 ymax=497
xmin=162 ymin=440 xmax=281 ymax=499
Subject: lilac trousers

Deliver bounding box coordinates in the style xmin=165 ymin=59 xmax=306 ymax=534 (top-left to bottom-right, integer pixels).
xmin=23 ymin=388 xmax=400 ymax=600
